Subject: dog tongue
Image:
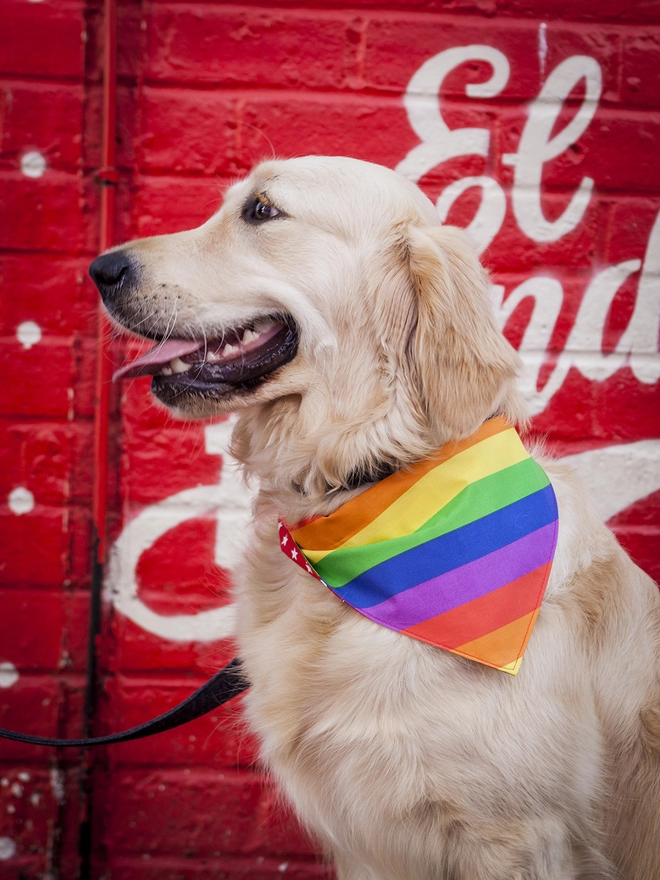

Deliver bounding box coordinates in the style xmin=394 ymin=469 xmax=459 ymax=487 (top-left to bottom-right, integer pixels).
xmin=113 ymin=339 xmax=203 ymax=381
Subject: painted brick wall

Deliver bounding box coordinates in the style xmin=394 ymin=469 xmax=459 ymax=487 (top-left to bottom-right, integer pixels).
xmin=0 ymin=0 xmax=100 ymax=876
xmin=1 ymin=1 xmax=659 ymax=878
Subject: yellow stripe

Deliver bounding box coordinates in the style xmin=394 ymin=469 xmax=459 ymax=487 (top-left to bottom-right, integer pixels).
xmin=304 ymin=428 xmax=528 ymax=563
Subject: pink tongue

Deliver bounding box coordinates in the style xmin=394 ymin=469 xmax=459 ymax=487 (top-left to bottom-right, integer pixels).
xmin=113 ymin=339 xmax=204 ymax=381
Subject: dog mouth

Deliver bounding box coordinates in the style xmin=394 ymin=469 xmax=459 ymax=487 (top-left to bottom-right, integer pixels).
xmin=113 ymin=316 xmax=299 ymax=401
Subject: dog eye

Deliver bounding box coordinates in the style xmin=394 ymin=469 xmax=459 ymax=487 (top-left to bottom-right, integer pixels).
xmin=256 ymin=201 xmax=280 ymax=219
xmin=243 ymin=197 xmax=282 ymax=224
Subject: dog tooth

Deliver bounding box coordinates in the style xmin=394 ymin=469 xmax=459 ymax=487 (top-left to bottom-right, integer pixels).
xmin=223 ymin=343 xmax=239 ymax=357
xmin=161 ymin=365 xmax=173 ymax=376
xmin=170 ymin=357 xmax=190 ymax=374
xmin=254 ymin=319 xmax=275 ymax=333
xmin=242 ymin=329 xmax=260 ymax=344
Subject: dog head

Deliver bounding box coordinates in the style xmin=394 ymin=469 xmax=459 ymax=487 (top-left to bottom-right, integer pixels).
xmin=91 ymin=156 xmax=523 ymax=501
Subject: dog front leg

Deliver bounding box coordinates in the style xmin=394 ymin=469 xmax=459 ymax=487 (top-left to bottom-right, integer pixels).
xmin=437 ymin=816 xmax=616 ymax=880
xmin=330 ymin=816 xmax=616 ymax=880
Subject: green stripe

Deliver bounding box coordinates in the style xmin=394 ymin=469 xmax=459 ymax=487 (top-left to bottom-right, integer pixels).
xmin=314 ymin=458 xmax=550 ymax=588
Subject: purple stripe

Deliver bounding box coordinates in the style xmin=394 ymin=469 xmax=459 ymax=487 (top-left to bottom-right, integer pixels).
xmin=351 ymin=522 xmax=557 ymax=631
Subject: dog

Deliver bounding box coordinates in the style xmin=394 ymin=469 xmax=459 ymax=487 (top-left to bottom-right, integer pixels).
xmin=91 ymin=156 xmax=660 ymax=880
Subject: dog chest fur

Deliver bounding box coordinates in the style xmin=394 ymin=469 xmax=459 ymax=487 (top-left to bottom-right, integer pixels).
xmin=236 ymin=466 xmax=657 ymax=880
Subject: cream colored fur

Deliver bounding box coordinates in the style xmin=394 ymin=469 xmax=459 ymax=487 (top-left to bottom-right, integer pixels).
xmin=114 ymin=157 xmax=660 ymax=879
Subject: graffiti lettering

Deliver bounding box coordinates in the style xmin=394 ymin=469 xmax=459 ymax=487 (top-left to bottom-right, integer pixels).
xmin=397 ymin=45 xmax=660 ymax=415
xmin=504 ymin=55 xmax=601 ymax=242
xmin=108 ymin=416 xmax=256 ymax=642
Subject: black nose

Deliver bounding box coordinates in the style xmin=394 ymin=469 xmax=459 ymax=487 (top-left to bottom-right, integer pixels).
xmin=89 ymin=250 xmax=135 ymax=303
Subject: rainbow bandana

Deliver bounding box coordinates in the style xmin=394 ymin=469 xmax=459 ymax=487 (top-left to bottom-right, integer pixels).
xmin=278 ymin=417 xmax=558 ymax=675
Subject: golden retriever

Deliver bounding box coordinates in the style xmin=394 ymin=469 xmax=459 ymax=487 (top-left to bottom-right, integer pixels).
xmin=91 ymin=156 xmax=660 ymax=880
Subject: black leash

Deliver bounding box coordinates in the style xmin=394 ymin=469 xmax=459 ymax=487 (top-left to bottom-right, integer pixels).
xmin=0 ymin=657 xmax=249 ymax=748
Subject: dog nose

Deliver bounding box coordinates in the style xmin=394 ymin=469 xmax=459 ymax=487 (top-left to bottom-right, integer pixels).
xmin=89 ymin=251 xmax=134 ymax=303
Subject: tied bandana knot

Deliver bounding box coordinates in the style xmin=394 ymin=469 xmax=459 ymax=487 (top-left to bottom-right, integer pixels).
xmin=279 ymin=418 xmax=558 ymax=675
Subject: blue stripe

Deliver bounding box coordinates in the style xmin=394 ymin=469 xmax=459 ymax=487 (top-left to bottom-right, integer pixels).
xmin=327 ymin=484 xmax=558 ymax=608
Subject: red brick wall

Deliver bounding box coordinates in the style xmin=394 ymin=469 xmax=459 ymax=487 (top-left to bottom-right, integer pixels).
xmin=1 ymin=1 xmax=659 ymax=878
xmin=1 ymin=0 xmax=98 ymax=876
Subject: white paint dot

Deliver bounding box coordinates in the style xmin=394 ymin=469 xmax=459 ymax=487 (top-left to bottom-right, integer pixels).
xmin=49 ymin=768 xmax=65 ymax=805
xmin=18 ymin=773 xmax=30 ymax=783
xmin=20 ymin=150 xmax=46 ymax=178
xmin=0 ymin=663 xmax=19 ymax=689
xmin=8 ymin=487 xmax=34 ymax=516
xmin=16 ymin=321 xmax=42 ymax=349
xmin=0 ymin=838 xmax=16 ymax=860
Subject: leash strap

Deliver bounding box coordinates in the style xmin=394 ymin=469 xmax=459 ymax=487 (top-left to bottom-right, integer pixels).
xmin=0 ymin=657 xmax=249 ymax=748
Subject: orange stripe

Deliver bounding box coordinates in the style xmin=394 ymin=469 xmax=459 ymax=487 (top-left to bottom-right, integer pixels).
xmin=403 ymin=563 xmax=550 ymax=649
xmin=291 ymin=417 xmax=511 ymax=550
xmin=285 ymin=515 xmax=322 ymax=532
xmin=453 ymin=609 xmax=541 ymax=670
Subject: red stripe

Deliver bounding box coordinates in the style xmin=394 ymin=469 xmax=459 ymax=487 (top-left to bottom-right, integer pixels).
xmin=403 ymin=562 xmax=551 ymax=649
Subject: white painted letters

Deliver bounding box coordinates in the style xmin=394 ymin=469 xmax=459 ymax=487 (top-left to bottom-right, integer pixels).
xmin=399 ymin=46 xmax=659 ymax=414
xmin=507 ymin=55 xmax=602 ymax=242
xmin=396 ymin=45 xmax=509 ymax=182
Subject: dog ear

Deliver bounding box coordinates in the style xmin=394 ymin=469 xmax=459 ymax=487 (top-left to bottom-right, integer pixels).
xmin=406 ymin=225 xmax=525 ymax=441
